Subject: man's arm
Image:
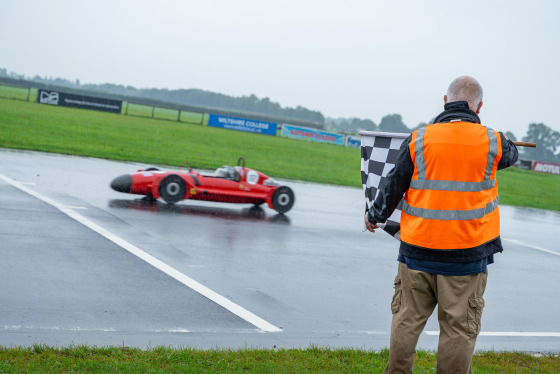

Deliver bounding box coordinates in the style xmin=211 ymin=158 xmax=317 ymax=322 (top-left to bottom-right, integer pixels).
xmin=366 ymin=135 xmax=414 ymax=225
xmin=498 ymin=132 xmax=519 ymax=170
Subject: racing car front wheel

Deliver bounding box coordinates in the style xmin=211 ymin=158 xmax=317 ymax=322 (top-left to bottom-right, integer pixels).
xmin=272 ymin=186 xmax=295 ymax=214
xmin=159 ymin=174 xmax=186 ymax=204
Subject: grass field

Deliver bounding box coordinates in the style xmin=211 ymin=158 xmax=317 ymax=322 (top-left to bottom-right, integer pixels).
xmin=497 ymin=166 xmax=560 ymax=210
xmin=1 ymin=96 xmax=559 ymax=372
xmin=0 ymin=345 xmax=558 ymax=373
xmin=1 ymin=97 xmax=558 ymax=211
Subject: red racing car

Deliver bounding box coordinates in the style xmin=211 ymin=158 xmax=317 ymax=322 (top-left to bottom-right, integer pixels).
xmin=110 ymin=158 xmax=295 ymax=214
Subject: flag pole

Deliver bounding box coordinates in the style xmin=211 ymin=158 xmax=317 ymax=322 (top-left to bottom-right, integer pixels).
xmin=512 ymin=141 xmax=536 ymax=148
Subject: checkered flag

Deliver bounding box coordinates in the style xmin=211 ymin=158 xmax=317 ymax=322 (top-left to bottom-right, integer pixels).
xmin=359 ymin=131 xmax=409 ymax=239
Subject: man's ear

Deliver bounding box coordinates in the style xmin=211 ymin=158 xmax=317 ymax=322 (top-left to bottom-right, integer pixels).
xmin=444 ymin=95 xmax=448 ymax=105
xmin=476 ymin=101 xmax=483 ymax=114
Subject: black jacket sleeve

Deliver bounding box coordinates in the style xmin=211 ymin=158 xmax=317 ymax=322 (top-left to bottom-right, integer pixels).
xmin=497 ymin=132 xmax=518 ymax=170
xmin=367 ymin=135 xmax=414 ymax=224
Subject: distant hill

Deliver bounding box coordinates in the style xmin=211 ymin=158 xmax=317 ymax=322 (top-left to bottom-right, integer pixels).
xmin=0 ymin=68 xmax=325 ymax=126
xmin=0 ymin=67 xmax=414 ymax=134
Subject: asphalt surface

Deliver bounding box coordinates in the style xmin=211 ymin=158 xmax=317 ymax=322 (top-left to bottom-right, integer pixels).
xmin=1 ymin=148 xmax=559 ymax=352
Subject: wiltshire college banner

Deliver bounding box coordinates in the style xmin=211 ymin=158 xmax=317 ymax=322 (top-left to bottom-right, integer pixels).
xmin=38 ymin=90 xmax=122 ymax=114
xmin=207 ymin=114 xmax=278 ymax=136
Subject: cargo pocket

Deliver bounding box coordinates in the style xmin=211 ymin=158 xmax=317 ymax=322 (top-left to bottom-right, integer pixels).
xmin=467 ymin=297 xmax=485 ymax=337
xmin=390 ymin=275 xmax=402 ymax=314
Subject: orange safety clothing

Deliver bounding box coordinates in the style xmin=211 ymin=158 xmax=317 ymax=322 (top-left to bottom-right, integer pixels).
xmin=400 ymin=121 xmax=502 ymax=250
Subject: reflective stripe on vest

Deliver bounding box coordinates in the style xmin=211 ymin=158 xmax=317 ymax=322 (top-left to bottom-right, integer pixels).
xmin=410 ymin=126 xmax=498 ymax=192
xmin=403 ymin=196 xmax=499 ymax=221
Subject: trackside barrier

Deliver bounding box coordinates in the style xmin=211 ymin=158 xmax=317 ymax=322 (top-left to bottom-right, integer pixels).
xmin=124 ymin=102 xmax=206 ymax=126
xmin=208 ymin=114 xmax=278 ymax=136
xmin=532 ymin=161 xmax=560 ymax=175
xmin=517 ymin=159 xmax=533 ymax=170
xmin=345 ymin=135 xmax=361 ymax=148
xmin=281 ymin=124 xmax=345 ymax=146
xmin=0 ymin=83 xmax=35 ymax=102
xmin=38 ymin=89 xmax=122 ymax=114
xmin=516 ymin=159 xmax=560 ymax=175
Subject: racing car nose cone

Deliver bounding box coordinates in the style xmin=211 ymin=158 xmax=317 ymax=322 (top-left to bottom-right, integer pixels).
xmin=111 ymin=174 xmax=132 ymax=193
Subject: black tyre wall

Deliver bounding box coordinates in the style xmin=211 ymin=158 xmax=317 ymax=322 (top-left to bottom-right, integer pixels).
xmin=159 ymin=174 xmax=187 ymax=204
xmin=271 ymin=186 xmax=295 ymax=214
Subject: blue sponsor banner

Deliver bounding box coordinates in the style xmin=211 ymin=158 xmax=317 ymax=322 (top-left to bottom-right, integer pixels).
xmin=281 ymin=124 xmax=345 ymax=146
xmin=345 ymin=135 xmax=361 ymax=148
xmin=208 ymin=114 xmax=277 ymax=136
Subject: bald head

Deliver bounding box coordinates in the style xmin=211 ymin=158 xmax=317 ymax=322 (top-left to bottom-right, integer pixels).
xmin=445 ymin=76 xmax=483 ymax=113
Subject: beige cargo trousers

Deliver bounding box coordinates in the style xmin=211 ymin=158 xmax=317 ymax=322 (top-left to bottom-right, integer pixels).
xmin=384 ymin=262 xmax=488 ymax=374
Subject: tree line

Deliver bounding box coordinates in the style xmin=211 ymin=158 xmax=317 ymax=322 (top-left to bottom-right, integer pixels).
xmin=326 ymin=115 xmax=560 ymax=164
xmin=0 ymin=68 xmax=324 ymax=125
xmin=1 ymin=68 xmax=558 ymax=163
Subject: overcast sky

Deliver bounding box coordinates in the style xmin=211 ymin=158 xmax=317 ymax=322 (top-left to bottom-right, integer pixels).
xmin=1 ymin=0 xmax=559 ymax=137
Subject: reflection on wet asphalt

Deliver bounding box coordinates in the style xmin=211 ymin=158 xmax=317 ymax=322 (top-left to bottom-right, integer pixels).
xmin=108 ymin=198 xmax=291 ymax=224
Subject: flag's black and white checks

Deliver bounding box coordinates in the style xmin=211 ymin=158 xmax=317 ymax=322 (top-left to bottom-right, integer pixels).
xmin=359 ymin=131 xmax=410 ymax=239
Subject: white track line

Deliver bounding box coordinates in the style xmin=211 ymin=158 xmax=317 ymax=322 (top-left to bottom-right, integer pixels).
xmin=503 ymin=238 xmax=560 ymax=257
xmin=62 ymin=205 xmax=88 ymax=210
xmin=0 ymin=173 xmax=282 ymax=333
xmin=426 ymin=331 xmax=560 ymax=337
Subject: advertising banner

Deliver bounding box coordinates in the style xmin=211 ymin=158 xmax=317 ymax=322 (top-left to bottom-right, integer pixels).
xmin=38 ymin=90 xmax=122 ymax=114
xmin=281 ymin=124 xmax=345 ymax=146
xmin=532 ymin=161 xmax=560 ymax=175
xmin=517 ymin=159 xmax=533 ymax=170
xmin=208 ymin=114 xmax=277 ymax=136
xmin=345 ymin=135 xmax=361 ymax=148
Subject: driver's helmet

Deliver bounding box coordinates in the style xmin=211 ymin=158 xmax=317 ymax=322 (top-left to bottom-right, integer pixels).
xmin=214 ymin=166 xmax=239 ymax=181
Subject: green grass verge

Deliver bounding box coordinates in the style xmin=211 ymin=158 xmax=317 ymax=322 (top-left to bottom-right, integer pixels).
xmin=1 ymin=97 xmax=559 ymax=211
xmin=0 ymin=346 xmax=558 ymax=373
xmin=498 ymin=167 xmax=560 ymax=211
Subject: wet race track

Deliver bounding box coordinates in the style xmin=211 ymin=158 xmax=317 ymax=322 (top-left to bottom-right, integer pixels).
xmin=1 ymin=148 xmax=559 ymax=352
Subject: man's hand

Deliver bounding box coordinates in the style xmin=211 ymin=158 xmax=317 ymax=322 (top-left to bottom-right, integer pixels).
xmin=364 ymin=213 xmax=379 ymax=233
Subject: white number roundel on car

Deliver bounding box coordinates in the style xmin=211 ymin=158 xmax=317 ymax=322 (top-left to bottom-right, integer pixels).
xmin=246 ymin=170 xmax=259 ymax=185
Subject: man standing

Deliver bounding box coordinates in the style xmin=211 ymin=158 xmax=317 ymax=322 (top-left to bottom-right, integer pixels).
xmin=364 ymin=76 xmax=518 ymax=373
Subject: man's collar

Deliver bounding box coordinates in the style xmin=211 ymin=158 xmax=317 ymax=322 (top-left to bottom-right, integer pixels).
xmin=444 ymin=100 xmax=470 ymax=111
xmin=433 ymin=101 xmax=480 ymax=124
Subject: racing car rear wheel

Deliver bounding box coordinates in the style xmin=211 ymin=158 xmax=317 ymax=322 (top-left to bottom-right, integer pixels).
xmin=159 ymin=174 xmax=186 ymax=204
xmin=272 ymin=186 xmax=294 ymax=214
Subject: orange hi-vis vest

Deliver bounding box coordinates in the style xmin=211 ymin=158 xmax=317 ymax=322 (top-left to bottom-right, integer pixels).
xmin=400 ymin=121 xmax=502 ymax=250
